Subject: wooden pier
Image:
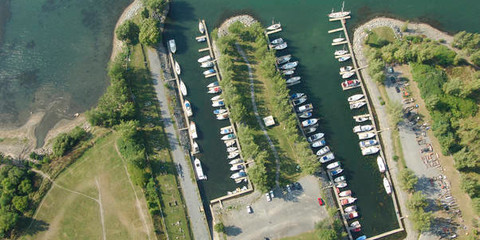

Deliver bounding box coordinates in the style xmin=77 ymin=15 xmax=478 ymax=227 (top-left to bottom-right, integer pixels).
xmin=332 ymin=41 xmax=348 ymax=46
xmin=328 ymin=27 xmax=344 ymax=34
xmin=328 ymin=172 xmax=354 ymax=240
xmin=198 ymin=47 xmax=210 ymax=52
xmin=266 ymin=28 xmax=282 ymax=35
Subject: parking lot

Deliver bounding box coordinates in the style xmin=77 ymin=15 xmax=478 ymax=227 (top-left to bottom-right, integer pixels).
xmin=212 ymin=175 xmax=328 ymax=240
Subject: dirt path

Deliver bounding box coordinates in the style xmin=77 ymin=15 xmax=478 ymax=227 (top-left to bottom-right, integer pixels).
xmin=95 ymin=178 xmax=107 ymax=240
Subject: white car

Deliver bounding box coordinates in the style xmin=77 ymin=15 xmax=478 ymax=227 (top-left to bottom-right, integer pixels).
xmin=247 ymin=205 xmax=253 ymax=214
xmin=266 ymin=193 xmax=272 ymax=202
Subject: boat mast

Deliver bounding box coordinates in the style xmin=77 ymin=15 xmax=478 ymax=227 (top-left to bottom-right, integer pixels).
xmin=341 ymin=1 xmax=345 ymax=12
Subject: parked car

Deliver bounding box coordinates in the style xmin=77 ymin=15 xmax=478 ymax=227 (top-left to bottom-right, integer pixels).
xmin=269 ymin=190 xmax=275 ymax=198
xmin=247 ymin=205 xmax=253 ymax=214
xmin=266 ymin=193 xmax=272 ymax=202
xmin=318 ymin=197 xmax=325 ymax=206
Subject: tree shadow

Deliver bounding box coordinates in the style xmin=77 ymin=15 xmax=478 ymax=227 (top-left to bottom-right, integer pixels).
xmin=225 ymin=225 xmax=243 ymax=236
xmin=18 ymin=217 xmax=50 ymax=237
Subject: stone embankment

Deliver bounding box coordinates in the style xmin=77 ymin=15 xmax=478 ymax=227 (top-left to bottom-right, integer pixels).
xmin=217 ymin=15 xmax=257 ymax=37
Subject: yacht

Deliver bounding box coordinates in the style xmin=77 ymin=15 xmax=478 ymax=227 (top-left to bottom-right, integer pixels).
xmin=350 ymin=101 xmax=366 ymax=110
xmin=348 ymin=94 xmax=364 ymax=102
xmin=273 ymin=42 xmax=287 ymax=50
xmin=377 ymin=156 xmax=386 ymax=173
xmin=359 ymin=139 xmax=378 ymax=148
xmin=201 ymin=61 xmax=214 ymax=68
xmin=279 ymin=61 xmax=298 ymax=70
xmin=316 ymin=146 xmax=331 ymax=156
xmin=301 ymin=118 xmax=319 ymax=128
xmin=174 ymin=61 xmax=181 ymax=75
xmin=358 ymin=131 xmax=376 ymax=140
xmin=311 ymin=138 xmax=327 ymax=148
xmin=297 ymin=103 xmax=313 ymax=112
xmin=198 ymin=55 xmax=212 ymax=63
xmin=353 ymin=124 xmax=373 ymax=133
xmin=328 ymin=1 xmax=351 ymax=19
xmin=308 ymin=133 xmax=325 ymax=143
xmin=189 ymin=121 xmax=198 ymax=139
xmin=198 ymin=20 xmax=205 ymax=34
xmin=266 ymin=23 xmax=281 ymax=31
xmin=361 ymin=146 xmax=380 ymax=156
xmin=184 ymin=100 xmax=193 ymax=117
xmin=180 ymin=80 xmax=187 ymax=96
xmin=168 ymin=39 xmax=176 ymax=54
xmin=230 ymin=170 xmax=247 ymax=179
xmin=319 ymin=152 xmax=335 ymax=163
xmin=220 ymin=126 xmax=233 ymax=135
xmin=194 ymin=158 xmax=207 ymax=180
xmin=276 ymin=54 xmax=292 ymax=64
xmin=384 ymin=177 xmax=392 ymax=194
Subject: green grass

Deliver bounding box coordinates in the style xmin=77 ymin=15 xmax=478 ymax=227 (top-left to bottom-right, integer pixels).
xmin=281 ymin=231 xmax=318 ymax=240
xmin=366 ymin=26 xmax=396 ymax=47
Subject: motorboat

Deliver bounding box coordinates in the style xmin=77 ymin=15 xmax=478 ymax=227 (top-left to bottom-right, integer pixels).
xmin=230 ymin=164 xmax=244 ymax=171
xmin=356 ymin=236 xmax=367 ymax=240
xmin=211 ymin=94 xmax=222 ymax=101
xmin=216 ymin=112 xmax=229 ymax=120
xmin=341 ymin=79 xmax=360 ymax=88
xmin=213 ymin=108 xmax=227 ymax=115
xmin=168 ymin=39 xmax=176 ymax=54
xmin=334 ymin=176 xmax=346 ymax=183
xmin=350 ymin=101 xmax=366 ymax=110
xmin=311 ymin=138 xmax=326 ymax=148
xmin=350 ymin=221 xmax=361 ymax=228
xmin=359 ymin=139 xmax=378 ymax=148
xmin=266 ymin=23 xmax=281 ymax=31
xmin=384 ymin=177 xmax=392 ymax=194
xmin=203 ymin=68 xmax=216 ymax=75
xmin=344 ymin=205 xmax=357 ymax=213
xmin=201 ymin=61 xmax=214 ymax=68
xmin=339 ymin=190 xmax=351 ymax=197
xmin=227 ymin=147 xmax=238 ymax=152
xmin=282 ymin=69 xmax=295 ymax=75
xmin=229 ymin=158 xmax=243 ymax=165
xmin=208 ymin=87 xmax=222 ymax=94
xmin=212 ymin=100 xmax=225 ymax=107
xmin=336 ymin=182 xmax=347 ymax=188
xmin=287 ymin=80 xmax=301 ymax=87
xmin=196 ymin=36 xmax=206 ymax=42
xmin=221 ymin=133 xmax=236 ymax=141
xmin=340 ymin=66 xmax=353 ymax=73
xmin=319 ymin=152 xmax=335 ymax=163
xmin=333 ymin=37 xmax=345 ymax=43
xmin=192 ymin=141 xmax=200 ymax=154
xmin=377 ymin=156 xmax=386 ymax=173
xmin=353 ymin=124 xmax=373 ymax=133
xmin=354 ymin=115 xmax=370 ymax=123
xmin=290 ymin=92 xmax=305 ymax=100
xmin=228 ymin=151 xmax=240 ymax=159
xmin=328 ymin=2 xmax=351 ymax=18
xmin=305 ymin=126 xmax=317 ymax=134
xmin=271 ymin=38 xmax=284 ymax=45
xmin=198 ymin=55 xmax=211 ymax=63
xmin=335 ymin=49 xmax=348 ymax=56
xmin=189 ymin=121 xmax=198 ymax=139
xmin=330 ymin=167 xmax=343 ymax=176
xmin=273 ymin=42 xmax=287 ymax=50
xmin=224 ymin=139 xmax=236 ymax=147
xmin=345 ymin=211 xmax=359 ymax=220
xmin=338 ymin=55 xmax=351 ymax=62
xmin=286 ymin=76 xmax=301 ymax=85
xmin=184 ymin=100 xmax=193 ymax=117
xmin=350 ymin=227 xmax=361 ymax=233
xmin=276 ymin=54 xmax=292 ymax=64
xmin=292 ymin=96 xmax=307 ymax=106
xmin=198 ymin=20 xmax=205 ymax=34
xmin=301 ymin=118 xmax=318 ymax=128
xmin=358 ymin=131 xmax=376 ymax=140
xmin=340 ymin=197 xmax=357 ymax=206
xmin=220 ymin=126 xmax=233 ymax=135
xmin=316 ymin=146 xmax=331 ymax=156
xmin=348 ymin=94 xmax=364 ymax=102
xmin=208 ymin=81 xmax=219 ymax=88
xmin=326 ymin=161 xmax=340 ymax=170
xmin=279 ymin=61 xmax=298 ymax=70
xmin=297 ymin=103 xmax=313 ymax=112
xmin=194 ymin=158 xmax=207 ymax=180
xmin=230 ymin=170 xmax=246 ymax=179
xmin=174 ymin=61 xmax=181 ymax=75
xmin=180 ymin=80 xmax=187 ymax=96
xmin=299 ymin=112 xmax=312 ymax=118
xmin=308 ymin=133 xmax=325 ymax=143
xmin=342 ymin=71 xmax=355 ymax=79
xmin=361 ymin=146 xmax=380 ymax=156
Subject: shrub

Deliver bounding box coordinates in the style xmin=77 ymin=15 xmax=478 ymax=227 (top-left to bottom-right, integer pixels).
xmin=214 ymin=222 xmax=226 ymax=233
xmin=399 ymin=168 xmax=418 ymax=192
xmin=139 ymin=18 xmax=160 ymax=46
xmin=52 ymin=127 xmax=87 ymax=157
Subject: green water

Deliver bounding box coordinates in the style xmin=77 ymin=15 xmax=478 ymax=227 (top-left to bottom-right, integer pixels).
xmin=163 ymin=0 xmax=480 ymax=237
xmin=0 ymin=0 xmax=131 ymax=146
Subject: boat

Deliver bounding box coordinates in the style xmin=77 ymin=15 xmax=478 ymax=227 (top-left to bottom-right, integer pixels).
xmin=286 ymin=76 xmax=301 ymax=85
xmin=336 ymin=182 xmax=347 ymax=188
xmin=353 ymin=125 xmax=373 ymax=133
xmin=308 ymin=133 xmax=325 ymax=143
xmin=339 ymin=190 xmax=351 ymax=197
xmin=230 ymin=164 xmax=244 ymax=171
xmin=340 ymin=197 xmax=357 ymax=206
xmin=196 ymin=36 xmax=206 ymax=42
xmin=198 ymin=55 xmax=211 ymax=63
xmin=350 ymin=101 xmax=366 ymax=110
xmin=216 ymin=112 xmax=229 ymax=120
xmin=316 ymin=146 xmax=331 ymax=156
xmin=208 ymin=81 xmax=219 ymax=88
xmin=227 ymin=147 xmax=238 ymax=152
xmin=326 ymin=161 xmax=340 ymax=170
xmin=330 ymin=167 xmax=343 ymax=176
xmin=276 ymin=54 xmax=292 ymax=64
xmin=358 ymin=131 xmax=376 ymax=140
xmin=290 ymin=92 xmax=305 ymax=100
xmin=344 ymin=205 xmax=357 ymax=213
xmin=345 ymin=211 xmax=359 ymax=220
xmin=342 ymin=71 xmax=355 ymax=79
xmin=328 ymin=1 xmax=351 ymax=18
xmin=221 ymin=133 xmax=236 ymax=141
xmin=359 ymin=139 xmax=378 ymax=148
xmin=180 ymin=80 xmax=187 ymax=96
xmin=266 ymin=23 xmax=281 ymax=31
xmin=338 ymin=55 xmax=351 ymax=62
xmin=383 ymin=177 xmax=392 ymax=194
xmin=334 ymin=49 xmax=348 ymax=56
xmin=333 ymin=37 xmax=345 ymax=43
xmin=229 ymin=158 xmax=243 ymax=165
xmin=271 ymin=38 xmax=284 ymax=45
xmin=356 ymin=236 xmax=367 ymax=240
xmin=311 ymin=139 xmax=327 ymax=148
xmin=350 ymin=221 xmax=361 ymax=228
xmin=203 ymin=68 xmax=215 ymax=75
xmin=355 ymin=115 xmax=370 ymax=123
xmin=201 ymin=61 xmax=214 ymax=68
xmin=319 ymin=152 xmax=335 ymax=163
xmin=194 ymin=158 xmax=207 ymax=180
xmin=211 ymin=95 xmax=222 ymax=101
xmin=198 ymin=20 xmax=205 ymax=34
xmin=361 ymin=146 xmax=380 ymax=156
xmin=189 ymin=121 xmax=198 ymax=139
xmin=228 ymin=151 xmax=240 ymax=159
xmin=174 ymin=61 xmax=181 ymax=75
xmin=192 ymin=141 xmax=200 ymax=154
xmin=297 ymin=103 xmax=313 ymax=113
xmin=273 ymin=42 xmax=287 ymax=50
xmin=299 ymin=112 xmax=312 ymax=118
xmin=212 ymin=100 xmax=224 ymax=107
xmin=292 ymin=96 xmax=307 ymax=106
xmin=279 ymin=61 xmax=298 ymax=70
xmin=377 ymin=156 xmax=386 ymax=173
xmin=208 ymin=87 xmax=222 ymax=94
xmin=168 ymin=39 xmax=177 ymax=54
xmin=184 ymin=100 xmax=193 ymax=117
xmin=334 ymin=176 xmax=346 ymax=183
xmin=224 ymin=139 xmax=236 ymax=147
xmin=348 ymin=94 xmax=364 ymax=102
xmin=230 ymin=170 xmax=246 ymax=179
xmin=340 ymin=66 xmax=353 ymax=73
xmin=350 ymin=227 xmax=361 ymax=233
xmin=282 ymin=69 xmax=295 ymax=75
xmin=301 ymin=118 xmax=318 ymax=128
xmin=341 ymin=79 xmax=360 ymax=88
xmin=220 ymin=126 xmax=233 ymax=135
xmin=305 ymin=126 xmax=317 ymax=134
xmin=213 ymin=108 xmax=227 ymax=115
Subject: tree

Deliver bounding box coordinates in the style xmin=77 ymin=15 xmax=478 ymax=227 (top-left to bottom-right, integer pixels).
xmin=139 ymin=18 xmax=160 ymax=46
xmin=461 ymin=174 xmax=480 ymax=198
xmin=214 ymin=222 xmax=226 ymax=233
xmin=143 ymin=0 xmax=166 ymax=13
xmin=387 ymin=101 xmax=403 ymax=126
xmin=399 ymin=168 xmax=418 ymax=192
xmin=12 ymin=195 xmax=28 ymax=212
xmin=407 ymin=192 xmax=428 ymax=210
xmin=411 ymin=208 xmax=432 ymax=232
xmin=471 ymin=50 xmax=480 ymax=66
xmin=0 ymin=208 xmax=18 ymax=237
xmin=116 ymin=20 xmax=140 ymax=45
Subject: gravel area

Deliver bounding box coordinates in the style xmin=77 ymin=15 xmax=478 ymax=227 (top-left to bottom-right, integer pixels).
xmin=217 ymin=15 xmax=257 ymax=37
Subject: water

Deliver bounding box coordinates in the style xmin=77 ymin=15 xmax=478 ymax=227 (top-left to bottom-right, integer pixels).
xmin=0 ymin=0 xmax=131 ymax=146
xmin=163 ymin=0 xmax=480 ymax=237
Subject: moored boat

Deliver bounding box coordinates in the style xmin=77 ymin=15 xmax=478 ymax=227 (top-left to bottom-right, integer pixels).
xmin=344 ymin=205 xmax=357 ymax=213
xmin=340 ymin=66 xmax=353 ymax=73
xmin=292 ymin=96 xmax=307 ymax=106
xmin=328 ymin=2 xmax=351 ymax=18
xmin=273 ymin=42 xmax=287 ymax=50
xmin=213 ymin=108 xmax=227 ymax=115
xmin=286 ymin=76 xmax=301 ymax=85
xmin=220 ymin=126 xmax=233 ymax=135
xmin=203 ymin=68 xmax=216 ymax=75
xmin=350 ymin=221 xmax=361 ymax=228
xmin=184 ymin=100 xmax=193 ymax=117
xmin=340 ymin=197 xmax=357 ymax=206
xmin=342 ymin=71 xmax=355 ymax=79
xmin=311 ymin=138 xmax=326 ymax=148
xmin=308 ymin=133 xmax=325 ymax=143
xmin=361 ymin=146 xmax=380 ymax=156
xmin=383 ymin=177 xmax=392 ymax=194
xmin=207 ymin=81 xmax=219 ymax=88
xmin=330 ymin=167 xmax=343 ymax=176
xmin=355 ymin=115 xmax=370 ymax=123
xmin=198 ymin=55 xmax=211 ymax=63
xmin=350 ymin=101 xmax=366 ymax=110
xmin=345 ymin=211 xmax=359 ymax=220
xmin=212 ymin=100 xmax=224 ymax=107
xmin=356 ymin=236 xmax=367 ymax=240
xmin=228 ymin=150 xmax=240 ymax=159
xmin=320 ymin=152 xmax=335 ymax=163
xmin=230 ymin=164 xmax=244 ymax=171
xmin=358 ymin=131 xmax=376 ymax=140
xmin=168 ymin=39 xmax=177 ymax=54
xmin=229 ymin=158 xmax=243 ymax=165
xmin=221 ymin=133 xmax=236 ymax=141
xmin=348 ymin=94 xmax=364 ymax=102
xmin=230 ymin=170 xmax=246 ymax=179
xmin=316 ymin=146 xmax=331 ymax=156
xmin=196 ymin=36 xmax=206 ymax=42
xmin=326 ymin=161 xmax=340 ymax=170
xmin=338 ymin=55 xmax=351 ymax=62
xmin=341 ymin=79 xmax=360 ymax=88
xmin=377 ymin=156 xmax=386 ymax=173
xmin=224 ymin=139 xmax=236 ymax=147
xmin=210 ymin=94 xmax=222 ymax=101
xmin=334 ymin=176 xmax=346 ymax=183
xmin=198 ymin=20 xmax=205 ymax=34
xmin=333 ymin=37 xmax=345 ymax=43
xmin=336 ymin=182 xmax=347 ymax=188
xmin=174 ymin=61 xmax=181 ymax=75
xmin=282 ymin=69 xmax=295 ymax=75
xmin=227 ymin=147 xmax=238 ymax=152
xmin=194 ymin=158 xmax=207 ymax=180
xmin=189 ymin=121 xmax=198 ymax=139
xmin=279 ymin=61 xmax=298 ymax=70
xmin=216 ymin=112 xmax=229 ymax=120
xmin=290 ymin=92 xmax=305 ymax=100
xmin=305 ymin=126 xmax=317 ymax=133
xmin=353 ymin=124 xmax=374 ymax=133
xmin=335 ymin=49 xmax=348 ymax=56
xmin=359 ymin=139 xmax=378 ymax=148
xmin=299 ymin=111 xmax=312 ymax=118
xmin=339 ymin=190 xmax=351 ymax=197
xmin=192 ymin=141 xmax=200 ymax=154
xmin=276 ymin=54 xmax=292 ymax=64
xmin=266 ymin=23 xmax=281 ymax=31
xmin=301 ymin=118 xmax=318 ymax=128
xmin=271 ymin=38 xmax=284 ymax=45
xmin=208 ymin=87 xmax=222 ymax=94
xmin=350 ymin=227 xmax=361 ymax=233
xmin=201 ymin=61 xmax=214 ymax=68
xmin=180 ymin=80 xmax=187 ymax=96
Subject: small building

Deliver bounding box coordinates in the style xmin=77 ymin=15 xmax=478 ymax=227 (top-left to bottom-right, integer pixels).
xmin=263 ymin=116 xmax=275 ymax=127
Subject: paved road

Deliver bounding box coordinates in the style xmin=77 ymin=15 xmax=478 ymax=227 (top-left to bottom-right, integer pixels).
xmin=147 ymin=47 xmax=211 ymax=240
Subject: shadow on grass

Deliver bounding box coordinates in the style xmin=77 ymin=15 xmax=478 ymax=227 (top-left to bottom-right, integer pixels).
xmin=18 ymin=217 xmax=49 ymax=237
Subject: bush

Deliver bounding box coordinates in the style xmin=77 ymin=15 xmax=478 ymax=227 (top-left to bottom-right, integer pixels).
xmin=116 ymin=20 xmax=140 ymax=45
xmin=214 ymin=222 xmax=226 ymax=233
xmin=52 ymin=127 xmax=87 ymax=157
xmin=143 ymin=0 xmax=166 ymax=13
xmin=461 ymin=174 xmax=480 ymax=198
xmin=399 ymin=168 xmax=418 ymax=192
xmin=139 ymin=18 xmax=160 ymax=46
xmin=471 ymin=50 xmax=480 ymax=66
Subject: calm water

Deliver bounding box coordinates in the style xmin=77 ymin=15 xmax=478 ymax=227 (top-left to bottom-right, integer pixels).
xmin=163 ymin=0 xmax=480 ymax=236
xmin=0 ymin=0 xmax=131 ymax=146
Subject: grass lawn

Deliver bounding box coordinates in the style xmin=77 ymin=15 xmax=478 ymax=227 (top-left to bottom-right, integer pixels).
xmin=25 ymin=132 xmax=155 ymax=240
xmin=366 ymin=26 xmax=396 ymax=47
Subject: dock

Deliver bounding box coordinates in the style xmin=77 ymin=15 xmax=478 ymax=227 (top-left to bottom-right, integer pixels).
xmin=332 ymin=41 xmax=348 ymax=46
xmin=328 ymin=171 xmax=354 ymax=240
xmin=198 ymin=47 xmax=210 ymax=52
xmin=266 ymin=28 xmax=282 ymax=35
xmin=328 ymin=27 xmax=344 ymax=34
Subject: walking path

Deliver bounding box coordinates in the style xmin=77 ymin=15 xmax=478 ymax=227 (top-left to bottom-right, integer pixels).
xmin=235 ymin=43 xmax=281 ymax=187
xmin=147 ymin=47 xmax=211 ymax=240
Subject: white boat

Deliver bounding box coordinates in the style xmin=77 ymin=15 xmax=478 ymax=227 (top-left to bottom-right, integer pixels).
xmin=311 ymin=139 xmax=326 ymax=148
xmin=220 ymin=126 xmax=233 ymax=135
xmin=330 ymin=167 xmax=343 ymax=176
xmin=339 ymin=190 xmax=351 ymax=197
xmin=297 ymin=103 xmax=313 ymax=112
xmin=292 ymin=96 xmax=307 ymax=106
xmin=359 ymin=139 xmax=378 ymax=148
xmin=358 ymin=131 xmax=376 ymax=140
xmin=192 ymin=141 xmax=200 ymax=154
xmin=350 ymin=221 xmax=361 ymax=228
xmin=201 ymin=61 xmax=214 ymax=68
xmin=333 ymin=37 xmax=345 ymax=43
xmin=212 ymin=100 xmax=224 ymax=107
xmin=198 ymin=55 xmax=212 ymax=63
xmin=326 ymin=161 xmax=340 ymax=170
xmin=282 ymin=69 xmax=295 ymax=75
xmin=230 ymin=170 xmax=246 ymax=179
xmin=344 ymin=205 xmax=357 ymax=213
xmin=340 ymin=197 xmax=357 ymax=206
xmin=229 ymin=158 xmax=243 ymax=165
xmin=377 ymin=156 xmax=386 ymax=173
xmin=273 ymin=42 xmax=287 ymax=50
xmin=203 ymin=68 xmax=215 ymax=75
xmin=340 ymin=66 xmax=353 ymax=73
xmin=305 ymin=126 xmax=317 ymax=134
xmin=338 ymin=55 xmax=351 ymax=62
xmin=348 ymin=94 xmax=364 ymax=102
xmin=383 ymin=177 xmax=392 ymax=194
xmin=334 ymin=176 xmax=346 ymax=183
xmin=224 ymin=139 xmax=236 ymax=147
xmin=189 ymin=121 xmax=198 ymax=139
xmin=286 ymin=76 xmax=301 ymax=85
xmin=221 ymin=134 xmax=236 ymax=141
xmin=208 ymin=87 xmax=222 ymax=94
xmin=335 ymin=49 xmax=348 ymax=56
xmin=342 ymin=71 xmax=355 ymax=79
xmin=336 ymin=182 xmax=348 ymax=188
xmin=290 ymin=92 xmax=305 ymax=100
xmin=216 ymin=112 xmax=229 ymax=120
xmin=279 ymin=61 xmax=298 ymax=70
xmin=194 ymin=158 xmax=207 ymax=180
xmin=308 ymin=133 xmax=325 ymax=143
xmin=362 ymin=146 xmax=380 ymax=156
xmin=184 ymin=100 xmax=193 ymax=117
xmin=271 ymin=38 xmax=284 ymax=45
xmin=316 ymin=146 xmax=331 ymax=156
xmin=228 ymin=150 xmax=240 ymax=159
xmin=211 ymin=95 xmax=222 ymax=102
xmin=230 ymin=164 xmax=244 ymax=171
xmin=319 ymin=152 xmax=335 ymax=163
xmin=345 ymin=211 xmax=359 ymax=220
xmin=196 ymin=36 xmax=206 ymax=42
xmin=198 ymin=20 xmax=205 ymax=34
xmin=328 ymin=2 xmax=351 ymax=18
xmin=266 ymin=23 xmax=281 ymax=31
xmin=301 ymin=118 xmax=318 ymax=127
xmin=350 ymin=101 xmax=366 ymax=110
xmin=342 ymin=79 xmax=360 ymax=88
xmin=168 ymin=39 xmax=177 ymax=54
xmin=299 ymin=112 xmax=312 ymax=118
xmin=276 ymin=54 xmax=291 ymax=64
xmin=227 ymin=147 xmax=238 ymax=152
xmin=174 ymin=61 xmax=181 ymax=75
xmin=213 ymin=108 xmax=227 ymax=115
xmin=180 ymin=80 xmax=187 ymax=96
xmin=208 ymin=81 xmax=219 ymax=88
xmin=354 ymin=115 xmax=370 ymax=123
xmin=353 ymin=125 xmax=373 ymax=133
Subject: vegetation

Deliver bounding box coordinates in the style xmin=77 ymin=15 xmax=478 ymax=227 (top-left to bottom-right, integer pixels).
xmin=365 ymin=26 xmax=396 ymax=47
xmin=51 ymin=126 xmax=87 ymax=157
xmin=407 ymin=192 xmax=432 ymax=232
xmin=399 ymin=168 xmax=418 ymax=192
xmin=116 ymin=20 xmax=140 ymax=45
xmin=313 ymin=218 xmax=346 ymax=240
xmin=142 ymin=0 xmax=166 ymax=14
xmin=452 ymin=31 xmax=480 ymax=64
xmin=139 ymin=18 xmax=161 ymax=46
xmin=214 ymin=222 xmax=226 ymax=233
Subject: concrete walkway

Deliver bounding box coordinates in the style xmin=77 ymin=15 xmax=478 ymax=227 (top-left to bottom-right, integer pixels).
xmin=147 ymin=47 xmax=211 ymax=240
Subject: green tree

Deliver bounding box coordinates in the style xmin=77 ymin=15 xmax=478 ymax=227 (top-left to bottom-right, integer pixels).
xmin=143 ymin=0 xmax=166 ymax=13
xmin=387 ymin=101 xmax=404 ymax=126
xmin=471 ymin=50 xmax=480 ymax=66
xmin=139 ymin=18 xmax=160 ymax=46
xmin=214 ymin=222 xmax=226 ymax=233
xmin=116 ymin=20 xmax=140 ymax=45
xmin=461 ymin=175 xmax=480 ymax=198
xmin=407 ymin=192 xmax=428 ymax=210
xmin=0 ymin=208 xmax=18 ymax=237
xmin=411 ymin=208 xmax=432 ymax=232
xmin=399 ymin=168 xmax=418 ymax=192
xmin=18 ymin=179 xmax=33 ymax=195
xmin=12 ymin=195 xmax=28 ymax=212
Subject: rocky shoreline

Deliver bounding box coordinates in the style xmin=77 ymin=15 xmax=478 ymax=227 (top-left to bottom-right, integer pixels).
xmin=217 ymin=15 xmax=257 ymax=37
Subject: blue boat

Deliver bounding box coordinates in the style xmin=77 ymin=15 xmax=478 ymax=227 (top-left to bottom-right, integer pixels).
xmin=213 ymin=108 xmax=227 ymax=115
xmin=289 ymin=92 xmax=304 ymax=100
xmin=330 ymin=167 xmax=343 ymax=176
xmin=356 ymin=236 xmax=367 ymax=240
xmin=203 ymin=68 xmax=215 ymax=75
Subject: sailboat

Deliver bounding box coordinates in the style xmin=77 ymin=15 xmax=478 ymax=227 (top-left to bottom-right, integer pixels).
xmin=168 ymin=39 xmax=177 ymax=54
xmin=180 ymin=80 xmax=187 ymax=96
xmin=174 ymin=61 xmax=181 ymax=75
xmin=189 ymin=121 xmax=198 ymax=139
xmin=328 ymin=1 xmax=351 ymax=19
xmin=198 ymin=20 xmax=205 ymax=34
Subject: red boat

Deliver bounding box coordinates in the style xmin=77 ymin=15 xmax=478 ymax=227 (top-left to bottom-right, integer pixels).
xmin=340 ymin=197 xmax=357 ymax=206
xmin=344 ymin=211 xmax=359 ymax=220
xmin=350 ymin=227 xmax=361 ymax=233
xmin=341 ymin=79 xmax=360 ymax=88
